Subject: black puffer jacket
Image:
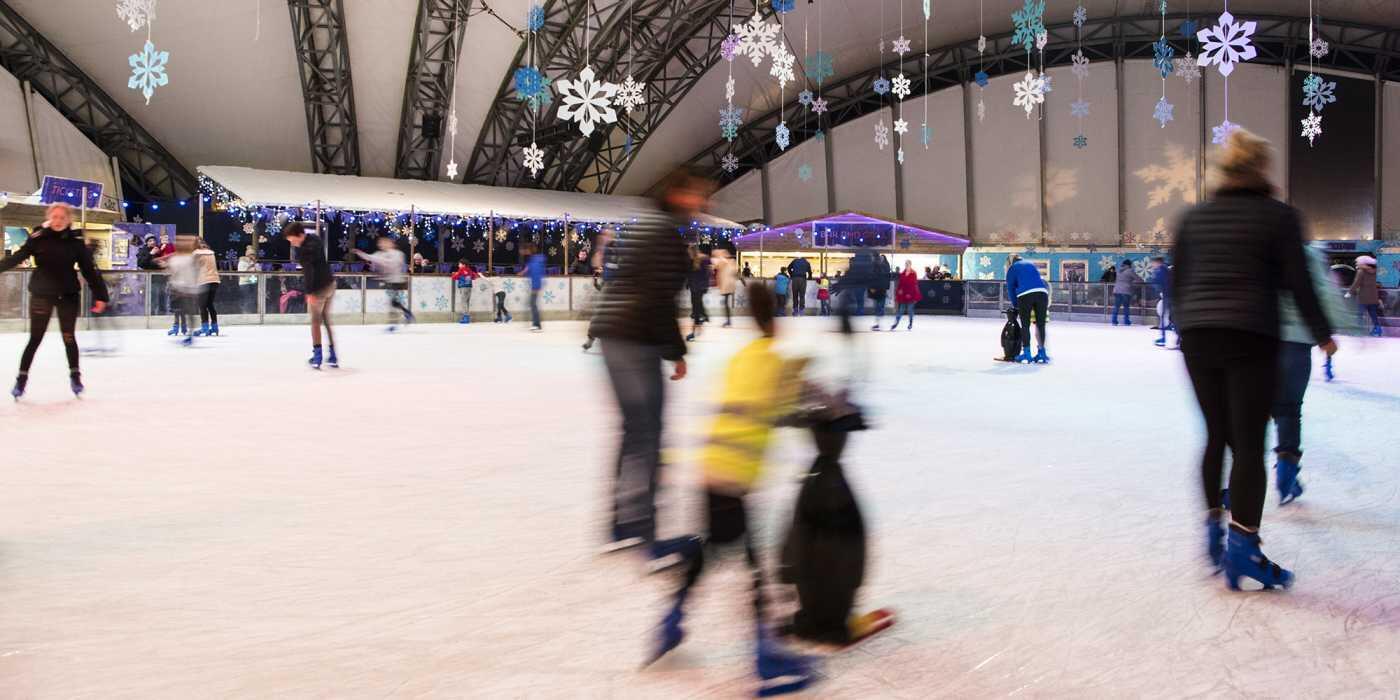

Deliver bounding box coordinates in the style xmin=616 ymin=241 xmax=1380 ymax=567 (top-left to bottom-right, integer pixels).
xmin=1170 ymin=189 xmax=1332 ymax=344
xmin=297 ymin=234 xmax=335 ymax=294
xmin=588 ymin=211 xmax=689 ymax=361
xmin=0 ymin=227 xmax=110 ymax=302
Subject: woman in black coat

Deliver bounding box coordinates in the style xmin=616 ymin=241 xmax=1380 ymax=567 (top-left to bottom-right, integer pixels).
xmin=0 ymin=203 xmax=110 ymax=398
xmin=1171 ymin=129 xmax=1336 ymax=591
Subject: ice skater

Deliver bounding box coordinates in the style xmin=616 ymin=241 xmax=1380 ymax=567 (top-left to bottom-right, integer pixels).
xmin=1005 ymin=255 xmax=1050 ymax=363
xmin=646 ymin=290 xmax=817 ymax=696
xmin=356 ymin=235 xmax=414 ymax=331
xmin=451 ymin=260 xmax=478 ymax=323
xmin=1111 ymin=259 xmax=1142 ymax=326
xmin=685 ymin=245 xmax=710 ymax=341
xmin=192 ymin=238 xmax=221 ymax=336
xmin=523 ymin=243 xmax=545 ymax=331
xmin=283 ymin=223 xmax=338 ymax=369
xmin=1346 ymin=255 xmax=1382 ymax=336
xmin=773 ymin=266 xmax=790 ymax=317
xmin=582 ymin=229 xmax=615 ymax=351
xmin=163 ymin=237 xmax=201 ymax=348
xmin=1148 ymin=257 xmax=1175 ymax=348
xmin=788 ymin=254 xmax=811 ymax=316
xmin=1172 ymin=128 xmax=1336 ymax=590
xmin=868 ymin=254 xmax=891 ymax=331
xmin=712 ymin=248 xmax=737 ymax=327
xmin=1 ymin=202 xmax=109 ymax=398
xmin=817 ymin=275 xmax=831 ymax=316
xmin=890 ymin=260 xmax=919 ymax=330
xmin=491 ymin=274 xmax=512 ymax=324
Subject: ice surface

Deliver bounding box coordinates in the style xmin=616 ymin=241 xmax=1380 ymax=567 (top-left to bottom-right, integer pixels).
xmin=1 ymin=318 xmax=1398 ymax=697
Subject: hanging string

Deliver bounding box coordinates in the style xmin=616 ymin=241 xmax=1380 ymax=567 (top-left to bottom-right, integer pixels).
xmin=255 ymin=0 xmax=261 ymax=41
xmin=922 ymin=0 xmax=929 ymax=148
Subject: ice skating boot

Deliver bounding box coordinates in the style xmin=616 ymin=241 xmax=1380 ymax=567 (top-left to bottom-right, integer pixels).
xmin=1016 ymin=347 xmax=1034 ymax=363
xmin=194 ymin=322 xmax=209 ymax=337
xmin=308 ymin=346 xmax=323 ymax=370
xmin=326 ymin=348 xmax=339 ymax=369
xmin=647 ymin=535 xmax=702 ymax=575
xmin=69 ymin=372 xmax=84 ymax=398
xmin=1323 ymin=356 xmax=1334 ymax=382
xmin=208 ymin=323 xmax=220 ymax=337
xmin=1033 ymin=347 xmax=1050 ymax=364
xmin=755 ymin=629 xmax=816 ymax=697
xmin=1371 ymin=326 xmax=1383 ymax=337
xmin=1275 ymin=455 xmax=1304 ymax=505
xmin=167 ymin=322 xmax=180 ymax=336
xmin=888 ymin=322 xmax=898 ymax=331
xmin=1220 ymin=488 xmax=1230 ymax=511
xmin=647 ymin=603 xmax=687 ymax=666
xmin=685 ymin=332 xmax=696 ymax=342
xmin=459 ymin=314 xmax=471 ymax=324
xmin=180 ymin=334 xmax=193 ymax=347
xmin=11 ymin=372 xmax=26 ymax=400
xmin=1205 ymin=512 xmax=1226 ymax=570
xmin=405 ymin=310 xmax=417 ymax=325
xmin=907 ymin=319 xmax=913 ymax=330
xmin=1224 ymin=527 xmax=1293 ymax=591
xmin=870 ymin=323 xmax=881 ymax=332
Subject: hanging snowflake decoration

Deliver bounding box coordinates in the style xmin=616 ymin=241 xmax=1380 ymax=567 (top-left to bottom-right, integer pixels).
xmin=1179 ymin=19 xmax=1199 ymax=40
xmin=978 ymin=35 xmax=988 ymax=54
xmin=1310 ymin=36 xmax=1329 ymax=59
xmin=725 ymin=76 xmax=736 ymax=102
xmin=812 ymin=97 xmax=828 ymax=114
xmin=128 ymin=40 xmax=170 ymax=105
xmin=797 ymin=163 xmax=813 ymax=182
xmin=1211 ymin=119 xmax=1240 ymax=145
xmin=892 ymin=36 xmax=912 ymax=55
xmin=891 ymin=74 xmax=911 ymax=100
xmin=736 ymin=13 xmax=781 ymax=67
xmin=898 ymin=148 xmax=905 ymax=165
xmin=1153 ymin=38 xmax=1175 ymax=78
xmin=873 ymin=77 xmax=891 ymax=96
xmin=1039 ymin=74 xmax=1053 ymax=94
xmin=719 ymin=105 xmax=744 ymax=141
xmin=616 ymin=75 xmax=646 ymax=114
xmin=1036 ymin=31 xmax=1049 ymax=51
xmin=556 ymin=66 xmax=618 ymax=136
xmin=505 ymin=241 xmax=515 ymax=252
xmin=874 ymin=119 xmax=890 ymax=149
xmin=1302 ymin=74 xmax=1337 ymax=112
xmin=1073 ymin=5 xmax=1087 ymax=28
xmin=116 ymin=0 xmax=156 ymax=33
xmin=974 ymin=71 xmax=990 ymax=88
xmin=805 ymin=52 xmax=835 ymax=86
xmin=769 ymin=46 xmax=796 ymax=88
xmin=1071 ymin=50 xmax=1090 ymax=79
xmin=522 ymin=142 xmax=545 ymax=178
xmin=721 ymin=34 xmax=741 ymax=62
xmin=525 ymin=77 xmax=554 ymax=111
xmin=1153 ymin=97 xmax=1174 ymax=128
xmin=1073 ymin=134 xmax=1088 ymax=149
xmin=1070 ymin=99 xmax=1090 ymax=118
xmin=1174 ymin=55 xmax=1201 ymax=83
xmin=977 ymin=99 xmax=986 ymax=122
xmin=775 ymin=122 xmax=791 ymax=151
xmin=445 ymin=160 xmax=459 ymax=179
xmin=1012 ymin=71 xmax=1046 ymax=117
xmin=720 ymin=153 xmax=740 ymax=173
xmin=1196 ymin=10 xmax=1257 ymax=77
xmin=771 ymin=0 xmax=796 ymax=13
xmin=798 ymin=90 xmax=814 ymax=107
xmin=514 ymin=66 xmax=548 ymax=100
xmin=814 ymin=129 xmax=825 ymax=142
xmin=893 ymin=118 xmax=909 ymax=136
xmin=527 ymin=4 xmax=546 ymax=32
xmin=1012 ymin=0 xmax=1047 ymax=53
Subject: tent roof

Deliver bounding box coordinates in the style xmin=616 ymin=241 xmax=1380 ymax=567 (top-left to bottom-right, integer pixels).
xmin=198 ymin=166 xmax=742 ymax=229
xmin=733 ymin=211 xmax=969 ymax=254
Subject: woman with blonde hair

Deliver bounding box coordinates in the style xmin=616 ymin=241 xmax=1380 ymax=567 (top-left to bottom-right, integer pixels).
xmin=0 ymin=202 xmax=109 ymax=398
xmin=1171 ymin=129 xmax=1336 ymax=591
xmin=191 ymin=237 xmax=221 ymax=336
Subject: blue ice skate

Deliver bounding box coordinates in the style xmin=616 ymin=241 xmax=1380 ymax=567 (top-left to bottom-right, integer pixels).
xmin=1016 ymin=347 xmax=1034 ymax=364
xmin=308 ymin=346 xmax=323 ymax=370
xmin=1275 ymin=457 xmax=1304 ymax=506
xmin=326 ymin=348 xmax=339 ymax=369
xmin=69 ymin=372 xmax=83 ymax=397
xmin=11 ymin=373 xmax=26 ymax=400
xmin=1323 ymin=356 xmax=1334 ymax=382
xmin=180 ymin=335 xmax=193 ymax=347
xmin=1224 ymin=528 xmax=1293 ymax=591
xmin=647 ymin=605 xmax=686 ymax=666
xmin=167 ymin=322 xmax=180 ymax=336
xmin=1033 ymin=347 xmax=1050 ymax=364
xmin=756 ymin=628 xmax=816 ymax=697
xmin=1205 ymin=514 xmax=1225 ymax=570
xmin=194 ymin=322 xmax=210 ymax=337
xmin=208 ymin=323 xmax=220 ymax=337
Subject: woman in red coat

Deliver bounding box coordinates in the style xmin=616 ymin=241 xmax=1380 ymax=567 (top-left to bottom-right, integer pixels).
xmin=890 ymin=260 xmax=921 ymax=331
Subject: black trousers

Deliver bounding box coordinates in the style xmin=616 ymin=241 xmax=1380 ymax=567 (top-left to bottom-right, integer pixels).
xmin=689 ymin=288 xmax=707 ymax=325
xmin=20 ymin=294 xmax=81 ymax=374
xmin=199 ymin=282 xmax=220 ymax=325
xmin=1181 ymin=329 xmax=1279 ymax=530
xmin=791 ymin=278 xmax=807 ymax=313
xmin=671 ymin=491 xmax=766 ymax=623
xmin=1016 ymin=291 xmax=1049 ymax=351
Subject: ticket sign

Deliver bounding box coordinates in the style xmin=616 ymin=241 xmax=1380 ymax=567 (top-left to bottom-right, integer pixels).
xmin=39 ymin=176 xmax=105 ymax=209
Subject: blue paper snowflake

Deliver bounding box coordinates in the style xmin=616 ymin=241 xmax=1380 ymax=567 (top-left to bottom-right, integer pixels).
xmin=719 ymin=105 xmax=744 ymax=140
xmin=543 ymin=290 xmax=556 ymax=304
xmin=1012 ymin=0 xmax=1047 ymax=53
xmin=1039 ymin=74 xmax=1053 ymax=94
xmin=805 ymin=52 xmax=835 ymax=86
xmin=1153 ymin=97 xmax=1174 ymax=127
xmin=974 ymin=71 xmax=989 ymax=88
xmin=771 ymin=0 xmax=796 ymax=14
xmin=873 ymin=77 xmax=891 ymax=95
xmin=1153 ymin=39 xmax=1175 ymax=78
xmin=128 ymin=40 xmax=170 ymax=105
xmin=526 ymin=5 xmax=545 ymax=32
xmin=814 ymin=129 xmax=825 ymax=143
xmin=775 ymin=122 xmax=791 ymax=151
xmin=1302 ymin=74 xmax=1336 ymax=112
xmin=1073 ymin=134 xmax=1088 ymax=149
xmin=515 ymin=66 xmax=547 ymax=99
xmin=798 ymin=90 xmax=814 ymax=106
xmin=1179 ymin=19 xmax=1199 ymax=39
xmin=797 ymin=163 xmax=813 ymax=182
xmin=1070 ymin=99 xmax=1090 ymax=118
xmin=503 ymin=279 xmax=516 ymax=293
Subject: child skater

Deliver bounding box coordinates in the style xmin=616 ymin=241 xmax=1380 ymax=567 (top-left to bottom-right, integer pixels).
xmin=451 ymin=260 xmax=479 ymax=323
xmin=816 ymin=275 xmax=831 ymax=316
xmin=165 ymin=236 xmax=201 ymax=348
xmin=646 ymin=291 xmax=817 ymax=697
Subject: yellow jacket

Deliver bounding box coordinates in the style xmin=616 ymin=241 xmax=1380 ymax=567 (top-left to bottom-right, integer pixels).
xmin=702 ymin=337 xmax=806 ymax=493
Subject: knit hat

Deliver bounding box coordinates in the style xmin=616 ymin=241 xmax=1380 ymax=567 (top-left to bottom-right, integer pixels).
xmin=1356 ymin=255 xmax=1377 ymax=267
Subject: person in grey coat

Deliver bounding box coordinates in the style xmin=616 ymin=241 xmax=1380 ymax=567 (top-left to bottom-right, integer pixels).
xmin=1112 ymin=259 xmax=1143 ymax=326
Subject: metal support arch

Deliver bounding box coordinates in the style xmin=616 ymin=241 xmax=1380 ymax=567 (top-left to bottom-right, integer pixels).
xmin=395 ymin=0 xmax=473 ymax=180
xmin=288 ymin=0 xmax=362 ymax=175
xmin=0 ymin=0 xmax=196 ymax=199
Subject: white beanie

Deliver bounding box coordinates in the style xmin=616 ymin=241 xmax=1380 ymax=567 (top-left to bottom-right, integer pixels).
xmin=1355 ymin=255 xmax=1377 ymax=267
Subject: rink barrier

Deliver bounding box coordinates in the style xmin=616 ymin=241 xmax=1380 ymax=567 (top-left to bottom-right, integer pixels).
xmin=0 ymin=272 xmax=1395 ymax=333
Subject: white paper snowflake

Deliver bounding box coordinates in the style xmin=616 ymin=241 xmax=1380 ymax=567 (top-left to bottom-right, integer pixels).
xmin=116 ymin=0 xmax=156 ymax=33
xmin=556 ymin=65 xmax=618 ymax=137
xmin=893 ymin=118 xmax=909 ymax=135
xmin=891 ymin=74 xmax=911 ymax=100
xmin=898 ymin=148 xmax=905 ymax=164
xmin=1153 ymin=98 xmax=1174 ymax=128
xmin=892 ymin=36 xmax=912 ymax=55
xmin=522 ymin=142 xmax=545 ymax=177
xmin=128 ymin=40 xmax=170 ymax=105
xmin=978 ymin=35 xmax=987 ymax=54
xmin=1073 ymin=5 xmax=1087 ymax=28
xmin=725 ymin=76 xmax=736 ymax=102
xmin=720 ymin=153 xmax=740 ymax=173
xmin=1211 ymin=119 xmax=1240 ymax=145
xmin=1310 ymin=36 xmax=1329 ymax=59
xmin=1012 ymin=71 xmax=1046 ymax=117
xmin=445 ymin=160 xmax=459 ymax=179
xmin=812 ymin=97 xmax=828 ymax=114
xmin=1036 ymin=30 xmax=1049 ymax=51
xmin=242 ymin=222 xmax=255 ymax=236
xmin=1301 ymin=112 xmax=1323 ymax=145
xmin=1196 ymin=10 xmax=1257 ymax=77
xmin=736 ymin=13 xmax=781 ymax=67
xmin=769 ymin=46 xmax=796 ymax=87
xmin=874 ymin=119 xmax=890 ymax=149
xmin=775 ymin=122 xmax=790 ymax=151
xmin=616 ymin=75 xmax=646 ymax=114
xmin=1071 ymin=99 xmax=1090 ymax=118
xmin=1174 ymin=54 xmax=1201 ymax=83
xmin=1071 ymin=50 xmax=1090 ymax=79
xmin=977 ymin=99 xmax=986 ymax=122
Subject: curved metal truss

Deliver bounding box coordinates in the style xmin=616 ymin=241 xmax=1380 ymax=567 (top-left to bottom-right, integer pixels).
xmin=0 ymin=0 xmax=196 ymax=200
xmin=686 ymin=13 xmax=1400 ymax=186
xmin=288 ymin=0 xmax=361 ymax=175
xmin=395 ymin=0 xmax=472 ymax=180
xmin=463 ymin=0 xmax=770 ymax=191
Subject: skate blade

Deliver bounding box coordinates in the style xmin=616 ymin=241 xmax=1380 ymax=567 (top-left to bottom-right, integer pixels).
xmin=757 ymin=676 xmax=813 ymax=697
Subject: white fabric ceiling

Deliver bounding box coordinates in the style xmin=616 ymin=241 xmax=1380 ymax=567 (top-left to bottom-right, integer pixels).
xmin=12 ymin=0 xmax=1398 ymax=197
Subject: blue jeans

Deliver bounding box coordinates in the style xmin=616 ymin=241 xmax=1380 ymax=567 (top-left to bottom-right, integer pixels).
xmin=1362 ymin=303 xmax=1381 ymax=333
xmin=529 ymin=289 xmax=541 ymax=327
xmin=1112 ymin=293 xmax=1132 ymax=324
xmin=601 ymin=339 xmax=666 ymax=542
xmin=1271 ymin=341 xmax=1313 ymax=458
xmin=893 ymin=302 xmax=914 ymax=325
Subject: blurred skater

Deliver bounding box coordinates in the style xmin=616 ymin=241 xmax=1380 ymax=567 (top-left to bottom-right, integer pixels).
xmin=582 ymin=229 xmax=615 ymax=351
xmin=1149 ymin=257 xmax=1175 ymax=348
xmin=646 ymin=291 xmax=817 ymax=696
xmin=1346 ymin=255 xmax=1381 ymax=336
xmin=356 ymin=235 xmax=414 ymax=331
xmin=1112 ymin=259 xmax=1142 ymax=326
xmin=868 ymin=255 xmax=891 ymax=331
xmin=1005 ymin=255 xmax=1050 ymax=363
xmin=82 ymin=239 xmax=118 ymax=355
xmin=283 ymin=223 xmax=338 ymax=369
xmin=1171 ymin=129 xmax=1335 ymax=590
xmin=1 ymin=203 xmax=109 ymax=398
xmin=164 ymin=238 xmax=200 ymax=348
xmin=524 ymin=243 xmax=545 ymax=331
xmin=685 ymin=245 xmax=710 ymax=341
xmin=713 ymin=248 xmax=737 ymax=328
xmin=192 ymin=238 xmax=221 ymax=336
xmin=451 ymin=260 xmax=479 ymax=323
xmin=891 ymin=260 xmax=919 ymax=331
xmin=491 ymin=274 xmax=512 ymax=324
xmin=589 ymin=169 xmax=702 ymax=551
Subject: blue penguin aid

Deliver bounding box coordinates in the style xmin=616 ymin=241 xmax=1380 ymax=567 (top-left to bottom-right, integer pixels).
xmin=994 ymin=306 xmax=1023 ymax=362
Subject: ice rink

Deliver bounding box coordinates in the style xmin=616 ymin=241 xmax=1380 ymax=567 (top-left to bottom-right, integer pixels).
xmin=1 ymin=316 xmax=1398 ymax=697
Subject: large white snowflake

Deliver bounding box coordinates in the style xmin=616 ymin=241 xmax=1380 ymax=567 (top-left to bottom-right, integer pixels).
xmin=769 ymin=46 xmax=796 ymax=88
xmin=1012 ymin=71 xmax=1046 ymax=118
xmin=522 ymin=141 xmax=545 ymax=177
xmin=874 ymin=119 xmax=890 ymax=150
xmin=735 ymin=13 xmax=781 ymax=67
xmin=720 ymin=153 xmax=740 ymax=173
xmin=1301 ymin=112 xmax=1323 ymax=145
xmin=891 ymin=73 xmax=911 ymax=100
xmin=128 ymin=40 xmax=170 ymax=105
xmin=116 ymin=0 xmax=156 ymax=33
xmin=1196 ymin=10 xmax=1256 ymax=77
xmin=616 ymin=75 xmax=646 ymax=114
xmin=556 ymin=65 xmax=618 ymax=136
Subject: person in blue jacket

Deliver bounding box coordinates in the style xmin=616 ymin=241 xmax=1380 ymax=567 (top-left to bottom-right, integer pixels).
xmin=1005 ymin=256 xmax=1050 ymax=363
xmin=773 ymin=266 xmax=791 ymax=317
xmin=525 ymin=244 xmax=546 ymax=331
xmin=1149 ymin=257 xmax=1175 ymax=348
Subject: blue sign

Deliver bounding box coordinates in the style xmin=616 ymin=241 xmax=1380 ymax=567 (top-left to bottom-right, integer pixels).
xmin=39 ymin=176 xmax=104 ymax=209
